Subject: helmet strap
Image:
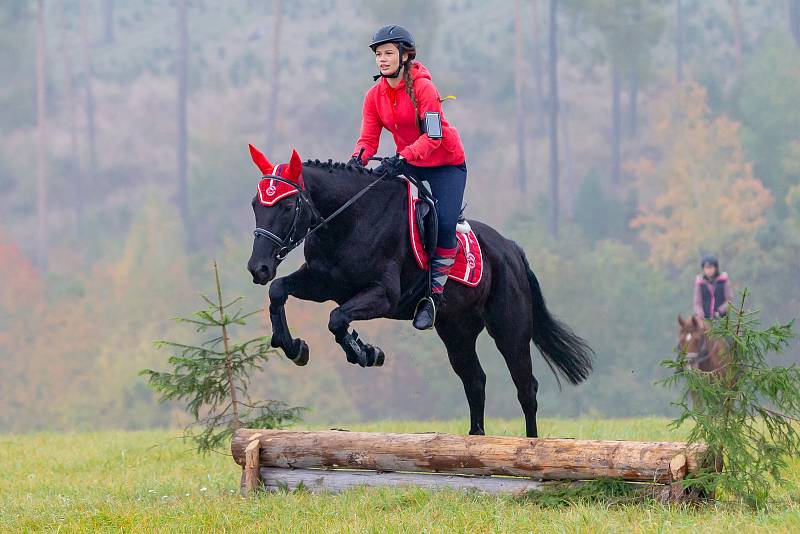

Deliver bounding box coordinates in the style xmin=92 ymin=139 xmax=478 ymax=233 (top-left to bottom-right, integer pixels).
xmin=373 ymin=62 xmax=405 ymax=81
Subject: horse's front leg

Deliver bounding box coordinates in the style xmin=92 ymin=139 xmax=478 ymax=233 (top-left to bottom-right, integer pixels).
xmin=328 ymin=281 xmax=399 ymax=368
xmin=268 ymin=264 xmax=333 ymax=366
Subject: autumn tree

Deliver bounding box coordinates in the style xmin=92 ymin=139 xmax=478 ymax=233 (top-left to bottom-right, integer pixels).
xmin=35 ymin=0 xmax=47 ymax=269
xmin=176 ymin=0 xmax=189 ymax=231
xmin=0 ymin=231 xmax=45 ymax=431
xmin=79 ymin=0 xmax=97 ymax=186
xmin=564 ymin=0 xmax=666 ymax=181
xmin=630 ymin=81 xmax=773 ymax=271
xmin=264 ymin=0 xmax=283 ymax=151
xmin=548 ymin=0 xmax=560 ymax=237
xmin=514 ymin=0 xmax=527 ymax=193
xmin=675 ymin=0 xmax=685 ymax=81
xmin=59 ymin=0 xmax=82 ymax=231
xmin=737 ymin=34 xmax=800 ymax=205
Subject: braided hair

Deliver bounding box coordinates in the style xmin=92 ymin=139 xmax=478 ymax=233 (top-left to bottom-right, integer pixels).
xmin=401 ymin=48 xmax=419 ymax=123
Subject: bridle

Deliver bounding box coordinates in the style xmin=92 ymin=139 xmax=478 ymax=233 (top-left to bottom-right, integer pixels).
xmin=253 ymin=164 xmax=390 ymax=261
xmin=253 ymin=174 xmax=319 ymax=260
xmin=679 ymin=332 xmax=712 ymax=367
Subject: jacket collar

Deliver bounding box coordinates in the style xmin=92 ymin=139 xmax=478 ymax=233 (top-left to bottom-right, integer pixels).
xmin=379 ymin=75 xmax=406 ymax=95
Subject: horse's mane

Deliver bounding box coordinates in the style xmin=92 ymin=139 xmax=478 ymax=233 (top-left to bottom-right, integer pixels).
xmin=303 ymin=159 xmax=377 ymax=177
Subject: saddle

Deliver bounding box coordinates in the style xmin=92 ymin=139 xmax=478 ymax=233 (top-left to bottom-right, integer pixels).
xmin=402 ymin=175 xmax=483 ymax=288
xmin=405 ymin=175 xmax=438 ymax=258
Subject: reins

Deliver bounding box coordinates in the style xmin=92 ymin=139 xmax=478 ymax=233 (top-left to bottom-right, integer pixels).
xmin=254 ymin=164 xmax=390 ymax=260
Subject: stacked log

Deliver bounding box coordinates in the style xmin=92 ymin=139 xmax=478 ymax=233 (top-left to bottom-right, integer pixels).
xmin=231 ymin=429 xmax=708 ymax=499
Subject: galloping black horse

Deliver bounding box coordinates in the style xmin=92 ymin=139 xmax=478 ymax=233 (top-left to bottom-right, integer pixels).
xmin=246 ymin=146 xmax=593 ymax=437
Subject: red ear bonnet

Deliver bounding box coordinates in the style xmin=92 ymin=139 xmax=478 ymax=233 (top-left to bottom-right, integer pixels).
xmin=249 ymin=144 xmax=274 ymax=175
xmin=286 ymin=149 xmax=303 ymax=185
xmin=253 ymin=146 xmax=303 ymax=206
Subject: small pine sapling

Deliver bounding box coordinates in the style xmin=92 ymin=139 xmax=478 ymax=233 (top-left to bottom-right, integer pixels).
xmin=141 ymin=261 xmax=304 ymax=453
xmin=660 ymin=288 xmax=798 ymax=508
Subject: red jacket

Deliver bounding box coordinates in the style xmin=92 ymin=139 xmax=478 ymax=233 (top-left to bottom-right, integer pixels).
xmin=352 ymin=62 xmax=465 ymax=167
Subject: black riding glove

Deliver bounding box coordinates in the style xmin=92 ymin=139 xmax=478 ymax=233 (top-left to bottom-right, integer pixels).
xmin=348 ymin=156 xmax=365 ymax=167
xmin=375 ymin=154 xmax=405 ymax=177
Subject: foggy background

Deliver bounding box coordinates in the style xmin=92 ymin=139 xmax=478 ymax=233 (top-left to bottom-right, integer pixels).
xmin=2 ymin=0 xmax=799 ymax=432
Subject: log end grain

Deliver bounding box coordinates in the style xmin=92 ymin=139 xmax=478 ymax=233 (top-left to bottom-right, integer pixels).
xmin=241 ymin=439 xmax=261 ymax=496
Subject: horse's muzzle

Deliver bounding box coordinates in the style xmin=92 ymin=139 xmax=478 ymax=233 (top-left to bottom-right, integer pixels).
xmin=248 ymin=261 xmax=275 ymax=285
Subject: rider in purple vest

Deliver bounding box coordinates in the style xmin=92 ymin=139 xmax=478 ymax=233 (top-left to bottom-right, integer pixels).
xmin=694 ymin=255 xmax=733 ymax=319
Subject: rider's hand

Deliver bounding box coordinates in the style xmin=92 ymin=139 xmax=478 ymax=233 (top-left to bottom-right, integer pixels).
xmin=376 ymin=154 xmax=405 ymax=177
xmin=348 ymin=155 xmax=365 ymax=167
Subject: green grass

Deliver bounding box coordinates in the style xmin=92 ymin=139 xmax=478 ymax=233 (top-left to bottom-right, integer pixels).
xmin=2 ymin=418 xmax=800 ymax=533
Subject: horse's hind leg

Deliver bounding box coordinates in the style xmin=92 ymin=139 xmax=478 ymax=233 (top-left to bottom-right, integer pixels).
xmin=436 ymin=315 xmax=487 ymax=435
xmin=485 ymin=294 xmax=539 ymax=437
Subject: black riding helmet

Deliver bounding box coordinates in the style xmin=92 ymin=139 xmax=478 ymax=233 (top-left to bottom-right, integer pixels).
xmin=700 ymin=254 xmax=719 ymax=269
xmin=370 ymin=25 xmax=416 ymax=80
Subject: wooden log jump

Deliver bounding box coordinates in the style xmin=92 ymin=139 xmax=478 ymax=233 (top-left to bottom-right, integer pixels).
xmin=231 ymin=429 xmax=708 ymax=499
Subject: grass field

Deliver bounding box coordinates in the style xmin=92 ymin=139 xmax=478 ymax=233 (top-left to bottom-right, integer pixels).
xmin=2 ymin=418 xmax=800 ymax=533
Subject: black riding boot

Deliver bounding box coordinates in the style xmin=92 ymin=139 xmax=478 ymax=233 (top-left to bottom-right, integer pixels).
xmin=413 ymin=293 xmax=441 ymax=331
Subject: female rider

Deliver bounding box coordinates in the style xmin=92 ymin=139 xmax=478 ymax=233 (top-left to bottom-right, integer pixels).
xmin=349 ymin=25 xmax=467 ymax=331
xmin=694 ymin=255 xmax=733 ymax=320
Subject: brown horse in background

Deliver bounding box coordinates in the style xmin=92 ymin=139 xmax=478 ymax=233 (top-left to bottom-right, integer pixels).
xmin=676 ymin=315 xmax=734 ymax=473
xmin=677 ymin=315 xmax=734 ymax=406
xmin=677 ymin=316 xmax=729 ymax=373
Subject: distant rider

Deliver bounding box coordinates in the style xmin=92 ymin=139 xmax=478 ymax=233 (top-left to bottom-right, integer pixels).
xmin=349 ymin=25 xmax=467 ymax=330
xmin=694 ymin=255 xmax=733 ymax=320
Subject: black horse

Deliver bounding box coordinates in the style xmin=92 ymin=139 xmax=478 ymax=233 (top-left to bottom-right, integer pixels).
xmin=246 ymin=146 xmax=593 ymax=437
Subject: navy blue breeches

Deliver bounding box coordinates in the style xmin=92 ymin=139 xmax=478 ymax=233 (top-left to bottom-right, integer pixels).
xmin=404 ymin=162 xmax=467 ymax=250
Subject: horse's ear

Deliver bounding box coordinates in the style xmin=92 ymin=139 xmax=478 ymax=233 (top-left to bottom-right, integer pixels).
xmin=691 ymin=315 xmax=700 ymax=329
xmin=286 ymin=148 xmax=303 ymax=183
xmin=678 ymin=315 xmax=685 ymax=328
xmin=249 ymin=144 xmax=274 ymax=175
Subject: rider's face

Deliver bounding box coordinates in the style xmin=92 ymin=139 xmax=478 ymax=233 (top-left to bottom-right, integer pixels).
xmin=374 ymin=43 xmax=406 ymax=74
xmin=703 ymin=264 xmax=717 ymax=278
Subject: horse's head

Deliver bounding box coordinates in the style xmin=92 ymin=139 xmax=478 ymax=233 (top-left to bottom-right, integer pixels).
xmin=247 ymin=144 xmax=313 ymax=285
xmin=677 ymin=315 xmax=709 ymax=370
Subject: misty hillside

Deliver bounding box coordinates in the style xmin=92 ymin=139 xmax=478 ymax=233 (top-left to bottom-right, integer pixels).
xmin=1 ymin=0 xmax=799 ymax=432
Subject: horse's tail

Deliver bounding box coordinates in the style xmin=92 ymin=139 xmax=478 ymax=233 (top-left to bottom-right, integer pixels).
xmin=519 ymin=248 xmax=594 ymax=385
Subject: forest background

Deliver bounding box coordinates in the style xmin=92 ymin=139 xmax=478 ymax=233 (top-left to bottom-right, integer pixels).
xmin=2 ymin=0 xmax=799 ymax=433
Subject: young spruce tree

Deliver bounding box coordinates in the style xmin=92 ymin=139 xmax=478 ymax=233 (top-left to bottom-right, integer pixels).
xmin=661 ymin=288 xmax=798 ymax=508
xmin=141 ymin=261 xmax=304 ymax=453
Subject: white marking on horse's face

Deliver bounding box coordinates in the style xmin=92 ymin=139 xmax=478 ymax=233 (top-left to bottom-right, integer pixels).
xmin=685 ymin=333 xmax=692 ymax=342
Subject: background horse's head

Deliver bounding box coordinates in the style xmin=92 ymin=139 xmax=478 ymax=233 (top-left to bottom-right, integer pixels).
xmin=677 ymin=315 xmax=710 ymax=370
xmin=247 ymin=144 xmax=309 ymax=285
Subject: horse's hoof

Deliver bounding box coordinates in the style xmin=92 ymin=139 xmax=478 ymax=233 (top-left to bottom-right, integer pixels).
xmin=371 ymin=346 xmax=385 ymax=367
xmin=289 ymin=339 xmax=309 ymax=366
xmin=357 ymin=344 xmax=385 ymax=367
